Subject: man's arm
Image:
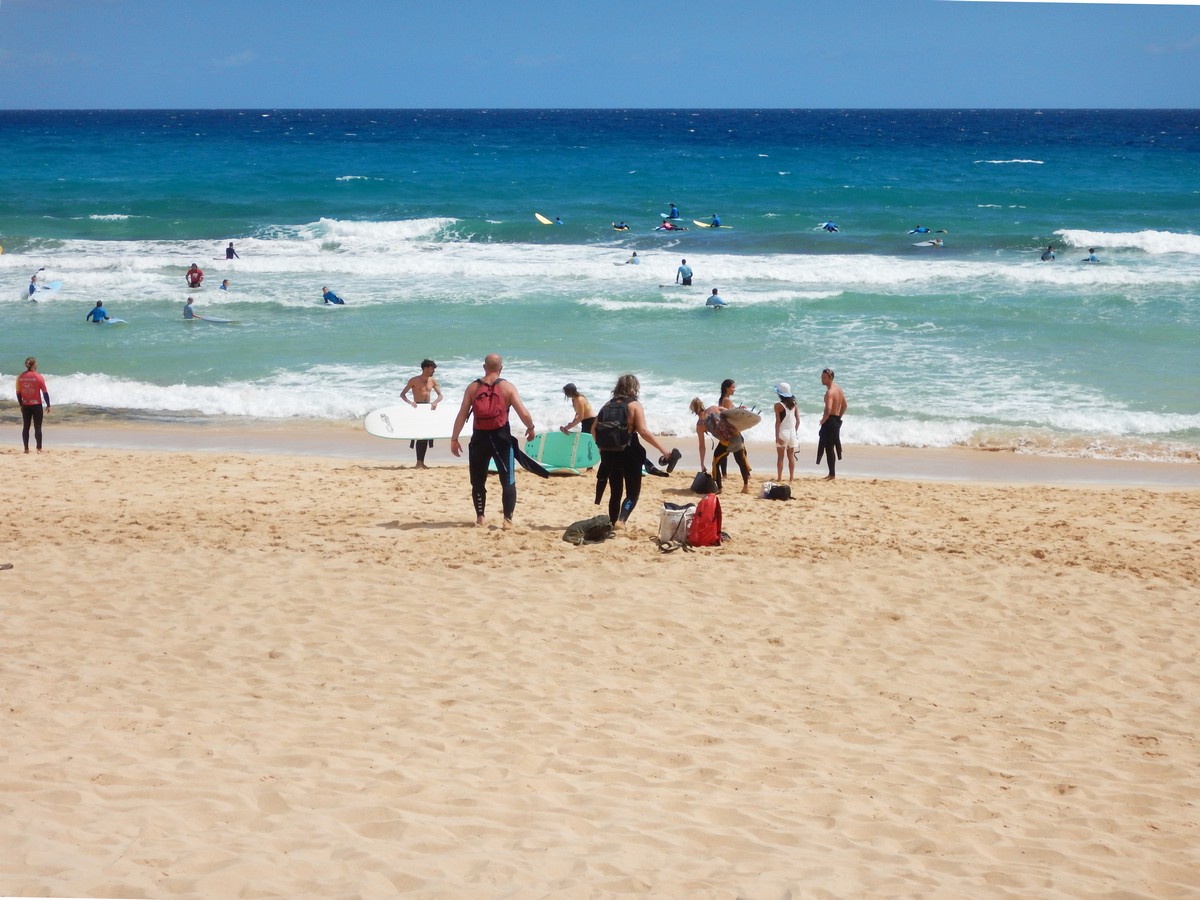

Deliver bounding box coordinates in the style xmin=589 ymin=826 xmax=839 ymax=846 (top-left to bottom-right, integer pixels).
xmin=506 ymin=384 xmax=536 ymax=442
xmin=696 ymin=421 xmax=707 ymax=469
xmin=449 ymin=384 xmax=476 ymax=457
xmin=400 ymin=377 xmax=416 ymax=406
xmin=431 ymin=378 xmax=443 ymax=409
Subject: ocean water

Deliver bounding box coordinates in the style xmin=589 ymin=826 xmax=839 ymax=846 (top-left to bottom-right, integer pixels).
xmin=1 ymin=108 xmax=1198 ymax=461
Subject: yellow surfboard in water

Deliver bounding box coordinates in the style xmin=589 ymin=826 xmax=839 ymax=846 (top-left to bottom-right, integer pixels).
xmin=534 ymin=213 xmax=553 ymax=225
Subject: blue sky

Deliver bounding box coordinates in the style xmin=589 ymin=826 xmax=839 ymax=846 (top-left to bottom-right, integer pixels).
xmin=1 ymin=0 xmax=1197 ymax=108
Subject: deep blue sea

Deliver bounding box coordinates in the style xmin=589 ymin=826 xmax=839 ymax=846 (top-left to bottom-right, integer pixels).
xmin=2 ymin=109 xmax=1198 ymax=460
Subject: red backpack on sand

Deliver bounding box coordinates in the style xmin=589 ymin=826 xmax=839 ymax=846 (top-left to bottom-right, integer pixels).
xmin=687 ymin=493 xmax=722 ymax=547
xmin=472 ymin=378 xmax=508 ymax=429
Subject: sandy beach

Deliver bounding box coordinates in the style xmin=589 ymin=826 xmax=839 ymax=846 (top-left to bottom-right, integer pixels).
xmin=2 ymin=424 xmax=1198 ymax=898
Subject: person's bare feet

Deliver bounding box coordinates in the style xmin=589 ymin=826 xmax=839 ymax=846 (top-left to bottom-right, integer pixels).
xmin=823 ymin=474 xmax=836 ymax=481
xmin=475 ymin=516 xmax=487 ymax=527
xmin=502 ymin=518 xmax=513 ymax=531
xmin=415 ymin=462 xmax=429 ymax=469
xmin=741 ymin=484 xmax=751 ymax=494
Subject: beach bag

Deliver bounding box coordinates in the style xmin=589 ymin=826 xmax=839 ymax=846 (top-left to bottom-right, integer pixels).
xmin=690 ymin=470 xmax=719 ymax=494
xmin=762 ymin=482 xmax=792 ymax=501
xmin=562 ymin=514 xmax=613 ymax=545
xmin=687 ymin=493 xmax=723 ymax=547
xmin=593 ymin=398 xmax=631 ymax=451
xmin=472 ymin=378 xmax=508 ymax=429
xmin=657 ymin=502 xmax=694 ymax=547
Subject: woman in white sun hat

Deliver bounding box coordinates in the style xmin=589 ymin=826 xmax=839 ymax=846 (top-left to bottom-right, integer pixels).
xmin=772 ymin=382 xmax=800 ymax=482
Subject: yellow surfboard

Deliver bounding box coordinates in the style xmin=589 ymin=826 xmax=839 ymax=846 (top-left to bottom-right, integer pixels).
xmin=535 ymin=213 xmax=553 ymax=225
xmin=693 ymin=220 xmax=733 ymax=229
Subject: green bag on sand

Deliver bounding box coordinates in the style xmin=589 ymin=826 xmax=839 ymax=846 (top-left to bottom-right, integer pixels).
xmin=562 ymin=514 xmax=613 ymax=545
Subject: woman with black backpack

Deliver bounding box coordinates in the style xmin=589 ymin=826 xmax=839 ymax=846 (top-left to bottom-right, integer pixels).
xmin=591 ymin=374 xmax=672 ymax=530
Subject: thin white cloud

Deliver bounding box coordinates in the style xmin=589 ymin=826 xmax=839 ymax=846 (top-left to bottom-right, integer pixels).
xmin=211 ymin=50 xmax=257 ymax=70
xmin=1146 ymin=34 xmax=1200 ymax=53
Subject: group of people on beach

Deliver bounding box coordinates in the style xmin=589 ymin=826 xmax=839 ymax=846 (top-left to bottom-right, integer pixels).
xmin=422 ymin=353 xmax=847 ymax=531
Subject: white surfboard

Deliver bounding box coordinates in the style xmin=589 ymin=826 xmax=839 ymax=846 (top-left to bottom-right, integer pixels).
xmin=103 ymin=318 xmax=129 ymax=326
xmin=364 ymin=403 xmax=460 ymax=441
xmin=723 ymin=407 xmax=761 ymax=432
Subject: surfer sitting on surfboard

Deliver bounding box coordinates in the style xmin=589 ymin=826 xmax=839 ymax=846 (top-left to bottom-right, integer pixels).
xmin=322 ymin=287 xmax=346 ymax=305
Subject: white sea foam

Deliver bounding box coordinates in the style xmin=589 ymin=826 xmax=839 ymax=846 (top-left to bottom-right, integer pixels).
xmin=1056 ymin=229 xmax=1200 ymax=256
xmin=975 ymin=159 xmax=1044 ymax=165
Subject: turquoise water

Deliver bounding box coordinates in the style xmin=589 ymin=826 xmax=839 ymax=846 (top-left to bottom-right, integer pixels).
xmin=1 ymin=109 xmax=1197 ymax=459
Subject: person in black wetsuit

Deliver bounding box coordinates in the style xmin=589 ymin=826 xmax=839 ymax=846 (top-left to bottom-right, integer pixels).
xmin=591 ymin=373 xmax=672 ymax=529
xmin=449 ymin=353 xmax=544 ymax=528
xmin=817 ymin=367 xmax=847 ymax=480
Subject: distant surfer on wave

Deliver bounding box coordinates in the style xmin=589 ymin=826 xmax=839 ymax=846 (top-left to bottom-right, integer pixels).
xmin=706 ymin=288 xmax=726 ymax=308
xmin=225 ymin=242 xmax=240 ymax=260
xmin=1041 ymin=245 xmax=1056 ymax=262
xmin=820 ymin=222 xmax=839 ymax=233
xmin=321 ymin=286 xmax=346 ymax=305
xmin=1083 ymin=248 xmax=1099 ymax=263
xmin=186 ymin=263 xmax=204 ymax=287
xmin=612 ymin=221 xmax=629 ymax=231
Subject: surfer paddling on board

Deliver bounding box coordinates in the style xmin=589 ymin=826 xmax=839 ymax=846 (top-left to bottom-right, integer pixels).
xmin=186 ymin=263 xmax=204 ymax=287
xmin=400 ymin=359 xmax=444 ymax=469
xmin=817 ymin=367 xmax=847 ymax=481
xmin=321 ymin=287 xmax=346 ymax=305
xmin=450 ymin=353 xmax=547 ymax=529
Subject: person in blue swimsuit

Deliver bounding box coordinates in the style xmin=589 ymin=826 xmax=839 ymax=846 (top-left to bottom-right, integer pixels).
xmin=85 ymin=301 xmax=109 ymax=323
xmin=322 ymin=287 xmax=346 ymax=305
xmin=709 ymin=213 xmax=721 ymax=228
xmin=668 ymin=203 xmax=680 ymax=219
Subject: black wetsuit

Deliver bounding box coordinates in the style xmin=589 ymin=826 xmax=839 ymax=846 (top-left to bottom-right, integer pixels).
xmin=21 ymin=404 xmax=44 ymax=451
xmin=599 ymin=437 xmax=646 ymax=524
xmin=469 ymin=424 xmax=518 ymax=520
xmin=817 ymin=415 xmax=843 ymax=476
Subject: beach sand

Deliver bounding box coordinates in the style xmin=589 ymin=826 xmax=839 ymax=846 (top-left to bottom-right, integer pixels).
xmin=2 ymin=428 xmax=1198 ymax=898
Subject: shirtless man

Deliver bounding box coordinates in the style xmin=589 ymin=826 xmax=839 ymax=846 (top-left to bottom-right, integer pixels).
xmin=400 ymin=359 xmax=444 ymax=469
xmin=817 ymin=367 xmax=847 ymax=481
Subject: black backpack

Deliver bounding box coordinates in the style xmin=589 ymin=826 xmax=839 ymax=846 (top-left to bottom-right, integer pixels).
xmin=594 ymin=398 xmax=631 ymax=451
